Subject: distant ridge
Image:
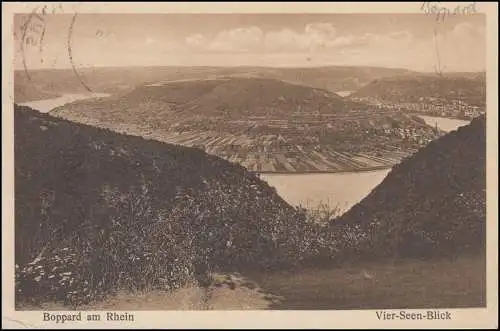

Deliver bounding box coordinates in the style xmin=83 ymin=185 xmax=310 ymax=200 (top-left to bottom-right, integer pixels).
xmin=352 ymin=73 xmax=486 ymax=107
xmin=14 ymin=65 xmax=413 ymax=103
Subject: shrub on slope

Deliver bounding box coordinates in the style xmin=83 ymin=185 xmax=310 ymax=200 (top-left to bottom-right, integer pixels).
xmin=14 ymin=105 xmax=308 ymax=306
xmin=329 ymin=116 xmax=486 ymax=260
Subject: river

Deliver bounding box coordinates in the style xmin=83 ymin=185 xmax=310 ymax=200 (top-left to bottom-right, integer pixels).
xmin=417 ymin=115 xmax=471 ymax=133
xmin=18 ymin=93 xmax=111 ymax=113
xmin=263 ymin=115 xmax=472 ymax=214
xmin=261 ymin=170 xmax=391 ymax=215
xmin=336 ymin=90 xmax=355 ymax=97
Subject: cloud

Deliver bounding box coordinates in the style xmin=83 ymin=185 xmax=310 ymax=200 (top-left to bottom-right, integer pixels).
xmin=451 ymin=22 xmax=477 ymax=37
xmin=305 ymin=22 xmax=337 ymax=38
xmin=430 ymin=22 xmax=486 ymax=72
xmin=185 ymin=33 xmax=207 ymax=48
xmin=185 ymin=23 xmax=348 ymax=53
xmin=22 ymin=19 xmax=483 ymax=71
xmin=263 ymin=29 xmax=311 ymax=52
xmin=184 ymin=23 xmax=418 ymax=55
xmin=304 ymin=22 xmax=337 ymax=49
xmin=208 ymin=26 xmax=264 ymax=52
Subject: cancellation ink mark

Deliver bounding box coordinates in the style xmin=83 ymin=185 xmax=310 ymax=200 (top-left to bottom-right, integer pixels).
xmin=19 ymin=4 xmax=64 ymax=80
xmin=38 ymin=20 xmax=46 ymax=64
xmin=433 ymin=27 xmax=446 ymax=77
xmin=19 ymin=4 xmax=68 ymax=79
xmin=20 ymin=9 xmax=45 ymax=81
xmin=67 ymin=13 xmax=92 ymax=92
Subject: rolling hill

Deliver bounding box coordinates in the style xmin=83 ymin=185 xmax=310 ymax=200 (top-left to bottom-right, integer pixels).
xmin=14 ymin=74 xmax=59 ymax=102
xmin=14 ymin=105 xmax=310 ymax=306
xmin=48 ymin=76 xmax=350 ymax=132
xmin=352 ymin=73 xmax=486 ymax=107
xmin=51 ymin=77 xmax=441 ymax=173
xmin=176 ymin=77 xmax=349 ymax=118
xmin=86 ymin=77 xmax=350 ymax=121
xmin=329 ymin=115 xmax=486 ymax=260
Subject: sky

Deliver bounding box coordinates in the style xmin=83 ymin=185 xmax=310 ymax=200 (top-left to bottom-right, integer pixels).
xmin=13 ymin=13 xmax=486 ymax=72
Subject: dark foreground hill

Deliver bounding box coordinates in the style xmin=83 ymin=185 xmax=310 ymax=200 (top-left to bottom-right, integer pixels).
xmin=14 ymin=105 xmax=310 ymax=306
xmin=329 ymin=115 xmax=486 ymax=260
xmin=14 ymin=104 xmax=487 ymax=309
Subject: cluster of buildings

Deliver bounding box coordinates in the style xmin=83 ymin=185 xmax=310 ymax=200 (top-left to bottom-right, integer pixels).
xmin=400 ymin=98 xmax=484 ymax=119
xmin=351 ymin=96 xmax=485 ymax=120
xmin=378 ymin=125 xmax=435 ymax=146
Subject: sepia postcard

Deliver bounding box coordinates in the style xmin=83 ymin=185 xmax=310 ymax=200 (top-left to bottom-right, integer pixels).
xmin=2 ymin=2 xmax=498 ymax=329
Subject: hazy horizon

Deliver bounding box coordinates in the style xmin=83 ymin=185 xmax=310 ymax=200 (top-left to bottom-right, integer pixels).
xmin=15 ymin=13 xmax=486 ymax=72
xmin=12 ymin=63 xmax=487 ymax=74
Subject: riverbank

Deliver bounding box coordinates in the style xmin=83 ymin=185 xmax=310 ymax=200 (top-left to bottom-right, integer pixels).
xmin=257 ymin=165 xmax=392 ymax=175
xmin=413 ymin=112 xmax=478 ymax=122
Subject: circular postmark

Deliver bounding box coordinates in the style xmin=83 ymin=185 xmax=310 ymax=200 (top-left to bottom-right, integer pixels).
xmin=18 ymin=8 xmax=47 ymax=81
xmin=17 ymin=4 xmax=93 ymax=92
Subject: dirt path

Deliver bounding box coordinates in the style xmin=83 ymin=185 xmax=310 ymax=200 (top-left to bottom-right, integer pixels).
xmin=19 ymin=273 xmax=283 ymax=311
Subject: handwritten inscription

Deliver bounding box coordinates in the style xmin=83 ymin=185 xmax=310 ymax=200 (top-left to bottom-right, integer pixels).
xmin=421 ymin=2 xmax=478 ymax=22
